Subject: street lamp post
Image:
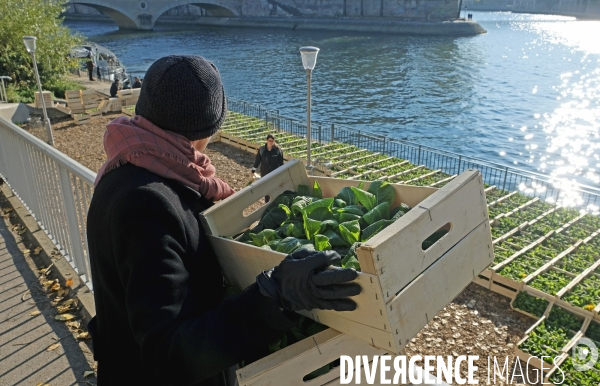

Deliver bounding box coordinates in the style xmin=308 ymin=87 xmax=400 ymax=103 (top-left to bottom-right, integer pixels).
xmin=23 ymin=36 xmax=54 ymax=145
xmin=299 ymin=46 xmax=319 ymax=172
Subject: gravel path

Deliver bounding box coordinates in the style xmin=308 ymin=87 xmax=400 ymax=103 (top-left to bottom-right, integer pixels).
xmin=22 ymin=114 xmax=543 ymax=385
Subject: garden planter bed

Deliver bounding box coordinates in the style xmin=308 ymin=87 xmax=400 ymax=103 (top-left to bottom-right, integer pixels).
xmin=218 ymin=112 xmax=600 ymax=314
xmin=515 ymin=304 xmax=588 ymax=373
xmin=200 ymin=159 xmax=492 ymax=354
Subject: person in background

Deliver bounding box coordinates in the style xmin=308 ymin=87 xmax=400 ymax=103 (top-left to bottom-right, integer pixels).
xmin=251 ymin=134 xmax=284 ymax=202
xmin=132 ymin=76 xmax=142 ymax=89
xmin=122 ymin=80 xmax=131 ymax=90
xmin=86 ymin=55 xmax=360 ymax=386
xmin=109 ymin=79 xmax=119 ymax=98
xmin=86 ymin=53 xmax=95 ymax=81
xmin=96 ymin=66 xmax=102 ymax=81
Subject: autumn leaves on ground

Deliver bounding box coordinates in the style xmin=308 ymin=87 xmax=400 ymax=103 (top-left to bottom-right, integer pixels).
xmin=21 ymin=114 xmax=542 ymax=385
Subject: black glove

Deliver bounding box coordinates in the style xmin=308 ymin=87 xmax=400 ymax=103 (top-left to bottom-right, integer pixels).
xmin=256 ymin=249 xmax=361 ymax=312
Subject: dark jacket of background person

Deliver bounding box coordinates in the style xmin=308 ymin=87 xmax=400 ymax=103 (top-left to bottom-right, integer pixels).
xmin=87 ymin=163 xmax=297 ymax=385
xmin=252 ymin=144 xmax=284 ymax=177
xmin=132 ymin=79 xmax=142 ymax=89
xmin=109 ymin=81 xmax=118 ymax=98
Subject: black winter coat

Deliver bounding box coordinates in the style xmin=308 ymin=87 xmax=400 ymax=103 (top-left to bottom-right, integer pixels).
xmin=109 ymin=82 xmax=118 ymax=98
xmin=251 ymin=145 xmax=284 ymax=177
xmin=87 ymin=163 xmax=296 ymax=386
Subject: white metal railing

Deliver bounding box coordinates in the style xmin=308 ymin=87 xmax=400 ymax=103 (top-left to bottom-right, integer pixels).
xmin=0 ymin=116 xmax=96 ymax=290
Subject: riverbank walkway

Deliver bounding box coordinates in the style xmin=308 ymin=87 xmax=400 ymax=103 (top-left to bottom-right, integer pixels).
xmin=0 ymin=182 xmax=96 ymax=385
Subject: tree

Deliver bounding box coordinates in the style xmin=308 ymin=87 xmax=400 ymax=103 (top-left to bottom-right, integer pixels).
xmin=0 ymin=0 xmax=83 ymax=101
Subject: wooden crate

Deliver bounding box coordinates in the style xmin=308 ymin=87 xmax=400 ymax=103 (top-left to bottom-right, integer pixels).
xmin=472 ymin=267 xmax=492 ymax=289
xmin=200 ymin=160 xmax=493 ymax=354
xmin=65 ymin=90 xmax=81 ymax=99
xmin=34 ymin=91 xmax=53 ymax=109
xmin=73 ymin=114 xmax=90 ymax=125
xmin=489 ymin=271 xmax=523 ymax=299
xmin=107 ymin=98 xmax=122 ymax=112
xmin=237 ymin=327 xmax=447 ymax=386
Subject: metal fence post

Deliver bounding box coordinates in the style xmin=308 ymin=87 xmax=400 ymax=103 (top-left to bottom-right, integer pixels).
xmin=265 ymin=112 xmax=269 ymax=129
xmin=501 ymin=166 xmax=509 ymax=192
xmin=58 ymin=166 xmax=89 ymax=280
xmin=357 ymin=131 xmax=361 ymax=148
xmin=457 ymin=155 xmax=462 ymax=175
xmin=276 ymin=109 xmax=280 ymax=132
xmin=318 ymin=125 xmax=322 ymax=144
xmin=382 ymin=136 xmax=386 ymax=155
xmin=417 ymin=145 xmax=422 ymax=165
xmin=331 ymin=124 xmax=335 ymax=143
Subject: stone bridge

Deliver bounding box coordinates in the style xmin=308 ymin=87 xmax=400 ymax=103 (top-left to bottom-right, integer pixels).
xmin=68 ymin=0 xmax=242 ymax=29
xmin=66 ymin=0 xmax=461 ymax=30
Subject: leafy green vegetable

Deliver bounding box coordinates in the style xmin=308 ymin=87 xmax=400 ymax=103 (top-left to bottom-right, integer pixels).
xmin=350 ymin=187 xmax=377 ymax=211
xmin=250 ymin=229 xmax=280 ymax=247
xmin=304 ymin=218 xmax=323 ymax=241
xmin=362 ymin=219 xmax=395 ymax=242
xmin=339 ymin=220 xmax=361 ymax=246
xmin=313 ymin=180 xmax=323 ymax=199
xmin=367 ymin=180 xmax=395 ymax=207
xmin=336 ymin=187 xmax=358 ymax=206
xmin=315 ymin=234 xmax=332 ymax=251
xmin=363 ymin=202 xmax=391 ymax=225
xmin=297 ymin=184 xmax=310 ymax=197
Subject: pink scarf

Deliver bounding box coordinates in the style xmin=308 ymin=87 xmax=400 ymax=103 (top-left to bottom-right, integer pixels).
xmin=95 ymin=115 xmax=235 ymax=201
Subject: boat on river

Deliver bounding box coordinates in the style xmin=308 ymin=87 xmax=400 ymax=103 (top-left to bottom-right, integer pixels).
xmin=71 ymin=42 xmax=129 ymax=82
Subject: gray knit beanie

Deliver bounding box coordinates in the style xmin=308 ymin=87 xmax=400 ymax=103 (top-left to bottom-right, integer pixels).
xmin=135 ymin=55 xmax=227 ymax=141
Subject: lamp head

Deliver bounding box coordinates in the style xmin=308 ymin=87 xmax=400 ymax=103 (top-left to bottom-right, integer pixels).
xmin=299 ymin=46 xmax=320 ymax=71
xmin=23 ymin=36 xmax=37 ymax=53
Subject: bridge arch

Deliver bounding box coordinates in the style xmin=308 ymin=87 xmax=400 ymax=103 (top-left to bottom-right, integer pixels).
xmin=67 ymin=0 xmax=239 ymax=30
xmin=70 ymin=1 xmax=140 ymax=29
xmin=154 ymin=1 xmax=238 ymax=22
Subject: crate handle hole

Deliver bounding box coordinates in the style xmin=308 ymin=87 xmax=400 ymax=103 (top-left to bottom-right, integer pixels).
xmin=302 ymin=359 xmax=340 ymax=382
xmin=242 ymin=197 xmax=271 ymax=218
xmin=421 ymin=223 xmax=452 ymax=250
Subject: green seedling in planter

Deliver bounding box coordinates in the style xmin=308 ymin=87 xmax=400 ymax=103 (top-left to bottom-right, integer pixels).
xmin=562 ymin=273 xmax=600 ymax=312
xmin=519 ymin=321 xmax=573 ymax=364
xmin=586 ymin=321 xmax=600 ymax=342
xmin=512 ymin=291 xmax=549 ymax=318
xmin=547 ymin=306 xmax=583 ymax=332
xmin=549 ymin=355 xmax=600 ymax=385
xmin=529 ymin=268 xmax=572 ymax=296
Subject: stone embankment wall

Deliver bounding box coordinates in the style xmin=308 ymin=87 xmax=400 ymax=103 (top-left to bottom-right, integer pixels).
xmin=462 ymin=0 xmax=600 ymax=18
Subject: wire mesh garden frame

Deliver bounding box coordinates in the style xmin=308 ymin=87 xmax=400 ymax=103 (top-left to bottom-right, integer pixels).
xmin=227 ymin=97 xmax=600 ymax=213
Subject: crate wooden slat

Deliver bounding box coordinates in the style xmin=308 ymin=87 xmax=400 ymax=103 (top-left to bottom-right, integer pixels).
xmin=200 ymin=159 xmax=493 ymax=354
xmin=87 ymin=109 xmax=102 ymax=119
xmin=117 ymin=89 xmax=132 ymax=98
xmin=73 ymin=114 xmax=90 ymax=125
xmin=236 ymin=328 xmax=383 ymax=386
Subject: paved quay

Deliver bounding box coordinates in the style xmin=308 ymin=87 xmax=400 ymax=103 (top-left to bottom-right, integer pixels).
xmin=0 ymin=182 xmax=96 ymax=386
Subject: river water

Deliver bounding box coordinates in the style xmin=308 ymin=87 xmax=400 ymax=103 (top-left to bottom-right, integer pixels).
xmin=65 ymin=12 xmax=600 ymax=192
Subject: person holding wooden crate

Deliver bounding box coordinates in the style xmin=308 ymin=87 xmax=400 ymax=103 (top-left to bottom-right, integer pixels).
xmin=251 ymin=134 xmax=284 ymax=202
xmin=86 ymin=55 xmax=360 ymax=386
